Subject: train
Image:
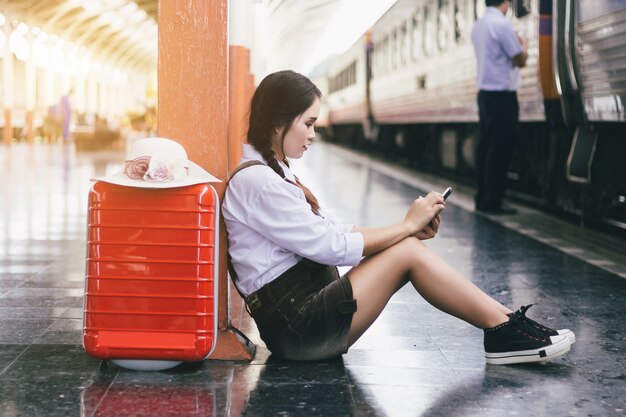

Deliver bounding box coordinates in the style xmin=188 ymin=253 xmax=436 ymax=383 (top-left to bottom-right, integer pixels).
xmin=316 ymin=0 xmax=626 ymax=231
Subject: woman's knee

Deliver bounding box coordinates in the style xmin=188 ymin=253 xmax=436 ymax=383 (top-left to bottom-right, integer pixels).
xmin=395 ymin=236 xmax=427 ymax=255
xmin=394 ymin=237 xmax=432 ymax=266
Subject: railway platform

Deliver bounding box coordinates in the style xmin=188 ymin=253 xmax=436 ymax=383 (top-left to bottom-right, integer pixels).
xmin=0 ymin=141 xmax=625 ymax=417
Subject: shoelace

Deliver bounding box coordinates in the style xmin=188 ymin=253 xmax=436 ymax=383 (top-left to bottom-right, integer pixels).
xmin=509 ymin=313 xmax=548 ymax=342
xmin=512 ymin=304 xmax=557 ymax=334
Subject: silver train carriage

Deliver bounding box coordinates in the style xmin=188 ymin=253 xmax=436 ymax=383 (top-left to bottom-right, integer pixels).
xmin=322 ymin=0 xmax=626 ymax=230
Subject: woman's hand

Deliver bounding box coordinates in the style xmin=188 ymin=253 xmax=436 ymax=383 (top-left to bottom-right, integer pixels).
xmin=414 ymin=212 xmax=441 ymax=240
xmin=354 ymin=191 xmax=445 ymax=256
xmin=403 ymin=192 xmax=445 ymax=236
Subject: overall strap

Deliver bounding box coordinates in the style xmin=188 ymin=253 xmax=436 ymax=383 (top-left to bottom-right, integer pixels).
xmin=228 ymin=160 xmax=266 ymax=183
xmin=226 ymin=159 xmax=267 ymax=300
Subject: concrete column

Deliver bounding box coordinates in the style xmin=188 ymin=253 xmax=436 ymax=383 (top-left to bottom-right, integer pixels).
xmin=87 ymin=76 xmax=97 ymax=120
xmin=158 ymin=0 xmax=255 ymax=360
xmin=102 ymin=79 xmax=110 ymax=121
xmin=2 ymin=25 xmax=14 ymax=145
xmin=25 ymin=34 xmax=36 ymax=143
xmin=43 ymin=67 xmax=55 ymax=109
xmin=61 ymin=73 xmax=72 ymax=97
xmin=74 ymin=78 xmax=83 ymax=115
xmin=99 ymin=79 xmax=106 ymax=120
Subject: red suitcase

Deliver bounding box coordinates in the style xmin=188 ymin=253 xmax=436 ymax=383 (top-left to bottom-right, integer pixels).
xmin=83 ymin=181 xmax=219 ymax=368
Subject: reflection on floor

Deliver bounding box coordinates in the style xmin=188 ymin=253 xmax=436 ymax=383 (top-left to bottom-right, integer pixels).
xmin=1 ymin=142 xmax=625 ymax=417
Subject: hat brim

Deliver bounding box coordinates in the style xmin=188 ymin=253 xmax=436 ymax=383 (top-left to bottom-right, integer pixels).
xmin=91 ymin=161 xmax=222 ymax=188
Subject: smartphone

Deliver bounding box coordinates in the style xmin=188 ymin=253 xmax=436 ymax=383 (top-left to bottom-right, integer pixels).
xmin=442 ymin=186 xmax=453 ymax=201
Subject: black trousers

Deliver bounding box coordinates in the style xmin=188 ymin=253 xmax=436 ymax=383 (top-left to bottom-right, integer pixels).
xmin=245 ymin=259 xmax=356 ymax=360
xmin=475 ymin=90 xmax=519 ymax=210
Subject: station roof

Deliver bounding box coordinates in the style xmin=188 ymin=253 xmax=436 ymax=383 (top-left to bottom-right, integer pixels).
xmin=0 ymin=0 xmax=158 ymax=72
xmin=0 ymin=0 xmax=350 ymax=76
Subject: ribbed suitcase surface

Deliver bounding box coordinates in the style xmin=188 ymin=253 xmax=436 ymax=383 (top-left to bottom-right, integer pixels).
xmin=83 ymin=182 xmax=219 ymax=361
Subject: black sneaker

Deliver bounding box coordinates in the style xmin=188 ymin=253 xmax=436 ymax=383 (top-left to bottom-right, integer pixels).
xmin=484 ymin=314 xmax=572 ymax=365
xmin=508 ymin=304 xmax=575 ymax=344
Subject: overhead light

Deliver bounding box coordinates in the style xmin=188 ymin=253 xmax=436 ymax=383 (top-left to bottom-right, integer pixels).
xmin=9 ymin=25 xmax=29 ymax=60
xmin=119 ymin=2 xmax=138 ymax=14
xmin=16 ymin=22 xmax=29 ymax=35
xmin=82 ymin=0 xmax=103 ymax=14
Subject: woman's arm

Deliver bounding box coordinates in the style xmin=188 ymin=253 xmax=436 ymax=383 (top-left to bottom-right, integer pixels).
xmin=352 ymin=192 xmax=445 ymax=256
xmin=352 ymin=223 xmax=413 ymax=256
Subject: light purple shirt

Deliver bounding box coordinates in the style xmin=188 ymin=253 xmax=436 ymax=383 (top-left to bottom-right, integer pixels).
xmin=471 ymin=7 xmax=523 ymax=91
xmin=222 ymin=144 xmax=364 ymax=296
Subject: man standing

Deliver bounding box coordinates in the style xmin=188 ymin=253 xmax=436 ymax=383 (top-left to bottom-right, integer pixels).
xmin=60 ymin=88 xmax=73 ymax=143
xmin=471 ymin=0 xmax=527 ymax=214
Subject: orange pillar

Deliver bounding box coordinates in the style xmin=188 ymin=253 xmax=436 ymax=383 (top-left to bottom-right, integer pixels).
xmin=247 ymin=73 xmax=256 ymax=107
xmin=228 ymin=45 xmax=251 ymax=172
xmin=158 ymin=0 xmax=255 ymax=360
xmin=3 ymin=110 xmax=11 ymax=145
xmin=26 ymin=111 xmax=35 ymax=143
xmin=228 ymin=46 xmax=244 ymax=171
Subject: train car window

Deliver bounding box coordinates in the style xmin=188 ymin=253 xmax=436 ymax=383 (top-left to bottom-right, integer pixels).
xmin=422 ymin=5 xmax=429 ymax=54
xmin=390 ymin=30 xmax=397 ymax=70
xmin=397 ymin=28 xmax=403 ymax=67
xmin=350 ymin=62 xmax=354 ymax=86
xmin=372 ymin=41 xmax=383 ymax=76
xmin=347 ymin=62 xmax=351 ymax=87
xmin=404 ymin=20 xmax=412 ymax=65
xmin=424 ymin=4 xmax=436 ymax=56
xmin=394 ymin=29 xmax=400 ymax=69
xmin=396 ymin=28 xmax=402 ymax=67
xmin=412 ymin=12 xmax=423 ymax=61
xmin=512 ymin=0 xmax=531 ymax=18
xmin=424 ymin=3 xmax=437 ymax=56
xmin=377 ymin=41 xmax=383 ymax=77
xmin=399 ymin=25 xmax=407 ymax=67
xmin=438 ymin=0 xmax=452 ymax=50
xmin=454 ymin=0 xmax=468 ymax=42
xmin=370 ymin=43 xmax=375 ymax=78
xmin=371 ymin=41 xmax=378 ymax=78
xmin=380 ymin=36 xmax=389 ymax=74
xmin=347 ymin=64 xmax=351 ymax=87
xmin=328 ymin=60 xmax=356 ymax=93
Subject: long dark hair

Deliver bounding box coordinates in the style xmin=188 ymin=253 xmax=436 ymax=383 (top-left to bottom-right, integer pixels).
xmin=247 ymin=70 xmax=322 ymax=215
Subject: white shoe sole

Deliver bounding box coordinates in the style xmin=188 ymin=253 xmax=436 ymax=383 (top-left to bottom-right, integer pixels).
xmin=485 ymin=334 xmax=572 ymax=365
xmin=557 ymin=329 xmax=575 ymax=344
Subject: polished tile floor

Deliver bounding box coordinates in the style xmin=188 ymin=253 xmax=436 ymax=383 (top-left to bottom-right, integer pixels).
xmin=0 ymin=141 xmax=625 ymax=417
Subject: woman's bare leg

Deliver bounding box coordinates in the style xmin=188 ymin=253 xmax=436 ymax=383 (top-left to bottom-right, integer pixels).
xmin=347 ymin=237 xmax=511 ymax=346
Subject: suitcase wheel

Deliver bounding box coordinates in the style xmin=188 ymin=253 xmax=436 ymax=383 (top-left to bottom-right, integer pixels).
xmin=111 ymin=359 xmax=183 ymax=371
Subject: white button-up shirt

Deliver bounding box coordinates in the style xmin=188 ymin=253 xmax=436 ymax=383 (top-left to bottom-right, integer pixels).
xmin=471 ymin=7 xmax=523 ymax=91
xmin=222 ymin=144 xmax=364 ymax=297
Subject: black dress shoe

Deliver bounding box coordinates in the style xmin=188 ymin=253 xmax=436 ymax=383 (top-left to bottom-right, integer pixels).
xmin=479 ymin=205 xmax=518 ymax=215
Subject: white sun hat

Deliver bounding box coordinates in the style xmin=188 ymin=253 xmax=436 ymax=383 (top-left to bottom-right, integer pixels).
xmin=92 ymin=137 xmax=221 ymax=188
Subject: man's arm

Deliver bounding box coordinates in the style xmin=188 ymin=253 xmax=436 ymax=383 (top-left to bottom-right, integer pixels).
xmin=512 ymin=34 xmax=528 ymax=67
